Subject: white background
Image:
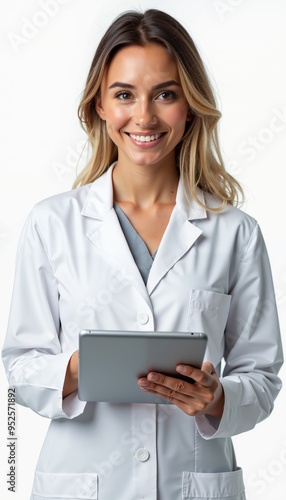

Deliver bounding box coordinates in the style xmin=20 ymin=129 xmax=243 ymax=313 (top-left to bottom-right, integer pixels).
xmin=0 ymin=0 xmax=285 ymax=498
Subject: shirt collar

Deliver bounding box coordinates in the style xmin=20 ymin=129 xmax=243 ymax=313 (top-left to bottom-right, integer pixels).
xmin=81 ymin=162 xmax=207 ymax=221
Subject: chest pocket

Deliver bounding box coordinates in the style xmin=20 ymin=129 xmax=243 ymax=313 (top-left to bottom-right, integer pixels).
xmin=182 ymin=468 xmax=246 ymax=499
xmin=187 ymin=290 xmax=231 ymax=366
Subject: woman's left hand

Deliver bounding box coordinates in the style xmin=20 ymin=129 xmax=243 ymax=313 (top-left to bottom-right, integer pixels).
xmin=138 ymin=362 xmax=224 ymax=418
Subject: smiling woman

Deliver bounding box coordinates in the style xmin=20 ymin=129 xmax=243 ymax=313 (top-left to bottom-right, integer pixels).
xmin=74 ymin=9 xmax=243 ymax=211
xmin=91 ymin=43 xmax=192 ymax=253
xmin=94 ymin=44 xmax=189 ymax=173
xmin=2 ymin=8 xmax=283 ymax=500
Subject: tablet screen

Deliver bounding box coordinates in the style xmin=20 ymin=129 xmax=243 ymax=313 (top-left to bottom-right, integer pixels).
xmin=78 ymin=330 xmax=208 ymax=404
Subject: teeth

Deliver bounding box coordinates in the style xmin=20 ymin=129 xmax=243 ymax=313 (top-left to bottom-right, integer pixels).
xmin=129 ymin=133 xmax=163 ymax=142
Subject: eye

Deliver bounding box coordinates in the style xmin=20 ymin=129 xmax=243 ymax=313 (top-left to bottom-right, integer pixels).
xmin=156 ymin=91 xmax=177 ymax=101
xmin=115 ymin=91 xmax=133 ymax=101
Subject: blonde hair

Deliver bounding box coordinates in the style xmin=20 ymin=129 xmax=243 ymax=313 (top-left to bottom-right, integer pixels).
xmin=73 ymin=9 xmax=243 ymax=211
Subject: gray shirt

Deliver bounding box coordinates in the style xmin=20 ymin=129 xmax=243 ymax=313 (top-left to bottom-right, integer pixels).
xmin=114 ymin=203 xmax=156 ymax=285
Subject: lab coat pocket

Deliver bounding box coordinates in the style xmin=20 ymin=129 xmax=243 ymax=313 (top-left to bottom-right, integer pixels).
xmin=31 ymin=471 xmax=98 ymax=500
xmin=188 ymin=289 xmax=231 ymax=335
xmin=188 ymin=290 xmax=231 ymax=364
xmin=182 ymin=468 xmax=246 ymax=499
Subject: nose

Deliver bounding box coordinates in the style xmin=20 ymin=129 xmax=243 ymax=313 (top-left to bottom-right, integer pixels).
xmin=133 ymin=99 xmax=158 ymax=128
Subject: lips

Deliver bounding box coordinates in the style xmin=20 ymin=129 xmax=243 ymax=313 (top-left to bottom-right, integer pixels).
xmin=127 ymin=132 xmax=165 ymax=143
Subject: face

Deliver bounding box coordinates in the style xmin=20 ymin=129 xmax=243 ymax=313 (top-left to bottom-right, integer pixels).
xmin=95 ymin=44 xmax=190 ymax=170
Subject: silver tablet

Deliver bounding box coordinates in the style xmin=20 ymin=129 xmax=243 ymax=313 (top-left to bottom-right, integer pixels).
xmin=78 ymin=330 xmax=208 ymax=404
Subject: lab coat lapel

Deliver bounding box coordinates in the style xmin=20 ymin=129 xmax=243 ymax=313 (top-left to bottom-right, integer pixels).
xmin=146 ymin=181 xmax=206 ymax=295
xmin=81 ymin=165 xmax=151 ymax=305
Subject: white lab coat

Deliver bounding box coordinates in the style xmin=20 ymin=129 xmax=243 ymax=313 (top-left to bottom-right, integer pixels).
xmin=2 ymin=163 xmax=283 ymax=500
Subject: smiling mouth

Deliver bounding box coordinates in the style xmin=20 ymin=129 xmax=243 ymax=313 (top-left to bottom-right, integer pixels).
xmin=127 ymin=132 xmax=165 ymax=143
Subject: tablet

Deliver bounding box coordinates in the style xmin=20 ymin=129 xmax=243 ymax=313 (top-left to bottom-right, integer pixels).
xmin=78 ymin=330 xmax=208 ymax=404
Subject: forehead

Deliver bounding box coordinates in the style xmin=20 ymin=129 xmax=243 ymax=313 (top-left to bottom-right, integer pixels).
xmin=104 ymin=44 xmax=179 ymax=86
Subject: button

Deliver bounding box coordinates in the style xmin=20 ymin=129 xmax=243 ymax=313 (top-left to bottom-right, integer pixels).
xmin=137 ymin=312 xmax=149 ymax=325
xmin=135 ymin=448 xmax=150 ymax=462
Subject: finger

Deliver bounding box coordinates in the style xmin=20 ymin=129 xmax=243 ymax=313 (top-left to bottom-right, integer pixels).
xmin=138 ymin=374 xmax=190 ymax=399
xmin=138 ymin=378 xmax=200 ymax=405
xmin=138 ymin=373 xmax=186 ymax=393
xmin=201 ymin=361 xmax=216 ymax=375
xmin=138 ymin=371 xmax=215 ymax=401
xmin=146 ymin=371 xmax=196 ymax=396
xmin=137 ymin=379 xmax=211 ymax=414
xmin=176 ymin=364 xmax=214 ymax=387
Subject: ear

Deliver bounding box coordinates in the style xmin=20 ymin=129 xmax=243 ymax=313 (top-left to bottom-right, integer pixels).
xmin=186 ymin=107 xmax=192 ymax=122
xmin=95 ymin=95 xmax=106 ymax=120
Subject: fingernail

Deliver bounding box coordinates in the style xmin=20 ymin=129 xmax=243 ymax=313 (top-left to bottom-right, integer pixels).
xmin=139 ymin=379 xmax=149 ymax=387
xmin=149 ymin=373 xmax=158 ymax=382
xmin=177 ymin=364 xmax=186 ymax=373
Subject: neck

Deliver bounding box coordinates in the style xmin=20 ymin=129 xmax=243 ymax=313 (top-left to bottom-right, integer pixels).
xmin=112 ymin=162 xmax=179 ymax=209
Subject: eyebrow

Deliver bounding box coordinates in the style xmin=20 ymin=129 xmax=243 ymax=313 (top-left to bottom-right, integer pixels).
xmin=108 ymin=80 xmax=181 ymax=90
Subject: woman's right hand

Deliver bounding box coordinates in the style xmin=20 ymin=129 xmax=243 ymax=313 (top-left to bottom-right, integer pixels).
xmin=63 ymin=350 xmax=79 ymax=398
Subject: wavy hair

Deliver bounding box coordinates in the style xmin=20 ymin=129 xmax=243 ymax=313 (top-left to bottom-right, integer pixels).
xmin=73 ymin=9 xmax=243 ymax=210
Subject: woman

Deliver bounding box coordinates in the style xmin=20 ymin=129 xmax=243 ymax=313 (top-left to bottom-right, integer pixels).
xmin=2 ymin=9 xmax=283 ymax=500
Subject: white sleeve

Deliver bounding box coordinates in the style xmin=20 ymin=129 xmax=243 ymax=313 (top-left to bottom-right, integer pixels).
xmin=2 ymin=206 xmax=86 ymax=419
xmin=196 ymin=223 xmax=283 ymax=439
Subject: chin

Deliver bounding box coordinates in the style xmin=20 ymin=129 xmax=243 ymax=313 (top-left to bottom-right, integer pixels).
xmin=130 ymin=156 xmax=165 ymax=168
